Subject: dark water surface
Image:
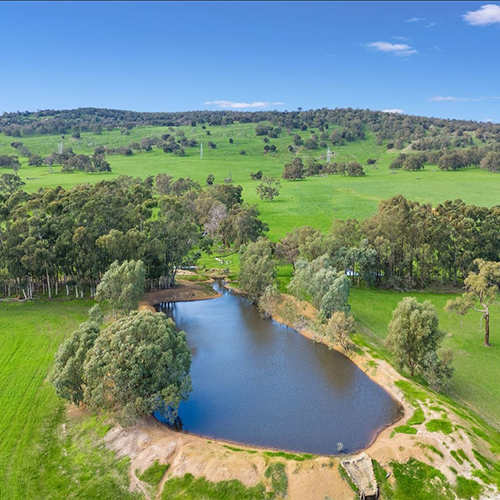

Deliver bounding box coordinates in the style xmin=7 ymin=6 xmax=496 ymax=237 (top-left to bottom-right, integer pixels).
xmin=156 ymin=281 xmax=401 ymax=455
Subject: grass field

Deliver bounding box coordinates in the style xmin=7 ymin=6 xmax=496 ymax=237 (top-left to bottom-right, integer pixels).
xmin=0 ymin=299 xmax=138 ymax=499
xmin=4 ymin=123 xmax=500 ymax=240
xmin=3 ymin=121 xmax=500 ymax=496
xmin=350 ymin=287 xmax=500 ymax=429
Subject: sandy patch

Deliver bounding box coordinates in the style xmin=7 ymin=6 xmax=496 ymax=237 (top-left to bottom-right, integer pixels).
xmin=138 ymin=279 xmax=221 ymax=312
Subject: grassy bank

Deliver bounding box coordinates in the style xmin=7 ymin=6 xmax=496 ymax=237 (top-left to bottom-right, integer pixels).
xmin=350 ymin=287 xmax=500 ymax=430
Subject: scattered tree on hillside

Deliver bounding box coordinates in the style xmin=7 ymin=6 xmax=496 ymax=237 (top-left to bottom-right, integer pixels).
xmin=0 ymin=155 xmax=21 ymax=172
xmin=239 ymin=238 xmax=276 ymax=304
xmin=387 ymin=297 xmax=453 ymax=389
xmin=480 ymin=152 xmax=500 ymax=173
xmin=28 ymin=154 xmax=44 ymax=166
xmin=96 ymin=260 xmax=146 ymax=315
xmin=206 ymin=173 xmax=215 ymax=185
xmin=256 ymin=177 xmax=281 ymax=201
xmin=282 ymin=158 xmax=304 ymax=180
xmin=250 ymin=170 xmax=263 ymax=180
xmin=346 ymin=162 xmax=365 ymax=176
xmin=83 ymin=310 xmax=192 ymax=424
xmin=446 ymin=259 xmax=500 ymax=346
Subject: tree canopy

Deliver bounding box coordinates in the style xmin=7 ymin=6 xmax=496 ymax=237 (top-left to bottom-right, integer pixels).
xmin=387 ymin=297 xmax=453 ymax=389
xmin=83 ymin=310 xmax=192 ymax=424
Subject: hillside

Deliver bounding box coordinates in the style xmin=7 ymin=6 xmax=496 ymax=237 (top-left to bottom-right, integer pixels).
xmin=1 ymin=108 xmax=500 ymax=239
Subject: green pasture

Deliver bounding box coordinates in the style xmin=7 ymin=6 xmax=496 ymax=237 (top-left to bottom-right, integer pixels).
xmin=350 ymin=287 xmax=500 ymax=430
xmin=0 ymin=299 xmax=138 ymax=499
xmin=3 ymin=123 xmax=500 ymax=240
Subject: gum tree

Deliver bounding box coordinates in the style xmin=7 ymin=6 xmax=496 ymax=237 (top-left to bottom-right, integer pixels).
xmin=446 ymin=259 xmax=500 ymax=346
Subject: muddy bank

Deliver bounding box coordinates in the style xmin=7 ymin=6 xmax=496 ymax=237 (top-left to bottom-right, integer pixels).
xmin=138 ymin=279 xmax=221 ymax=312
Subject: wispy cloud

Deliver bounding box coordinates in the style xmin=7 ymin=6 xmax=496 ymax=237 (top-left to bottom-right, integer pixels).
xmin=428 ymin=95 xmax=500 ymax=102
xmin=391 ymin=36 xmax=411 ymax=41
xmin=365 ymin=41 xmax=417 ymax=56
xmin=406 ymin=17 xmax=425 ymax=23
xmin=382 ymin=109 xmax=404 ymax=114
xmin=204 ymin=100 xmax=285 ymax=109
xmin=425 ymin=22 xmax=437 ymax=28
xmin=428 ymin=96 xmax=470 ymax=102
xmin=463 ymin=4 xmax=500 ymax=26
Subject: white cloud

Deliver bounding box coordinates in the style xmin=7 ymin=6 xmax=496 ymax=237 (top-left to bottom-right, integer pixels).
xmin=425 ymin=22 xmax=437 ymax=28
xmin=485 ymin=118 xmax=495 ymax=123
xmin=406 ymin=17 xmax=425 ymax=23
xmin=428 ymin=96 xmax=470 ymax=102
xmin=382 ymin=109 xmax=404 ymax=114
xmin=366 ymin=41 xmax=417 ymax=56
xmin=204 ymin=100 xmax=284 ymax=109
xmin=463 ymin=4 xmax=500 ymax=26
xmin=428 ymin=95 xmax=500 ymax=103
xmin=391 ymin=36 xmax=411 ymax=41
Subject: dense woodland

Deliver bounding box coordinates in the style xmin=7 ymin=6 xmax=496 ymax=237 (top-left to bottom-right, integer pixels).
xmin=0 ymin=176 xmax=266 ymax=298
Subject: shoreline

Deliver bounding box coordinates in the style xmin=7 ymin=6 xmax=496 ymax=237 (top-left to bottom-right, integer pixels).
xmin=138 ymin=278 xmax=222 ymax=312
xmin=100 ymin=279 xmax=497 ymax=497
xmin=221 ymin=282 xmax=410 ymax=452
xmin=148 ymin=278 xmax=409 ymax=456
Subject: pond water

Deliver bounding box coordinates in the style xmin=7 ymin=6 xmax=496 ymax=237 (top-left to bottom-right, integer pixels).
xmin=156 ymin=281 xmax=401 ymax=455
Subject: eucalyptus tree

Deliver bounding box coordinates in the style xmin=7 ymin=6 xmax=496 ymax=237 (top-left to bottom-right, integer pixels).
xmin=289 ymin=255 xmax=350 ymax=318
xmin=52 ymin=305 xmax=103 ymax=405
xmin=83 ymin=310 xmax=192 ymax=424
xmin=256 ymin=177 xmax=281 ymax=201
xmin=96 ymin=260 xmax=146 ymax=315
xmin=387 ymin=297 xmax=453 ymax=389
xmin=239 ymin=237 xmax=276 ymax=304
xmin=446 ymin=259 xmax=500 ymax=346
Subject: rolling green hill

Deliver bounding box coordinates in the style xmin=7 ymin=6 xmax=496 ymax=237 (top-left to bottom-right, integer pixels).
xmin=3 ymin=122 xmax=500 ymax=240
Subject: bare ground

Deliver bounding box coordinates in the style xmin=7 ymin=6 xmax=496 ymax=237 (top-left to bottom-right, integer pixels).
xmin=138 ymin=279 xmax=221 ymax=312
xmin=103 ymin=416 xmax=354 ymax=500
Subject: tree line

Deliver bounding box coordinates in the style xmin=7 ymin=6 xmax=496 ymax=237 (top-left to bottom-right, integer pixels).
xmin=2 ymin=107 xmax=499 ymax=150
xmin=0 ymin=176 xmax=267 ymax=299
xmin=389 ymin=145 xmax=500 ymax=172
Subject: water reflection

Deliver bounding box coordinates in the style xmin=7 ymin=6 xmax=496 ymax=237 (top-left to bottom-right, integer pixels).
xmin=156 ymin=281 xmax=401 ymax=455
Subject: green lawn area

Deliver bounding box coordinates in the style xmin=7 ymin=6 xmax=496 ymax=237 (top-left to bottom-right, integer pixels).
xmin=0 ymin=299 xmax=138 ymax=499
xmin=350 ymin=287 xmax=500 ymax=429
xmin=4 ymin=123 xmax=500 ymax=240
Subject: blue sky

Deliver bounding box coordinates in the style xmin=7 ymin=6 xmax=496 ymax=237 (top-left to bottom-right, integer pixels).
xmin=1 ymin=1 xmax=500 ymax=122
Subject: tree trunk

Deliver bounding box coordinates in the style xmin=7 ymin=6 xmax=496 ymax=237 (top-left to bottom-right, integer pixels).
xmin=46 ymin=268 xmax=52 ymax=299
xmin=485 ymin=312 xmax=491 ymax=347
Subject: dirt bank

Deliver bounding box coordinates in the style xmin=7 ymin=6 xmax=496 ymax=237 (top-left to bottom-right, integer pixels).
xmin=104 ymin=416 xmax=354 ymax=500
xmin=138 ymin=279 xmax=221 ymax=312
